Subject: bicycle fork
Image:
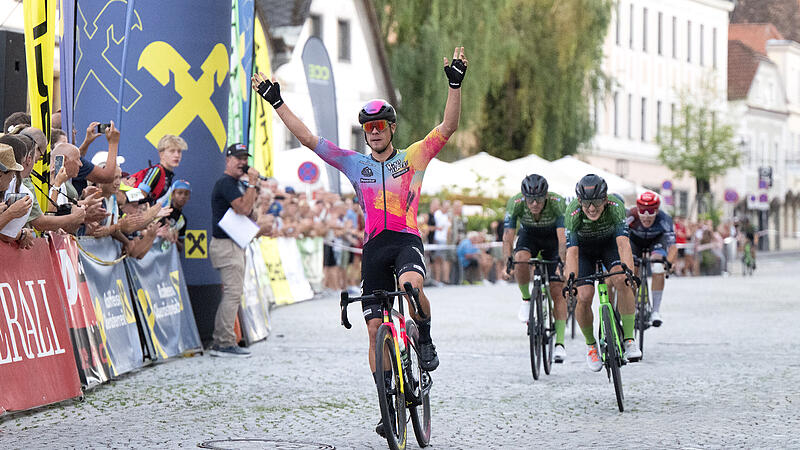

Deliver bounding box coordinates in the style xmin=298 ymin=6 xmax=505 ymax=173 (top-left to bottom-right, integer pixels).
xmin=597 ymin=283 xmax=625 ymax=370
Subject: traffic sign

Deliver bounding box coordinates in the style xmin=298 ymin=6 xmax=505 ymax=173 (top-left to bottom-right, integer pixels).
xmin=724 ymin=189 xmax=739 ymax=204
xmin=298 ymin=161 xmax=320 ymax=184
xmin=662 ymin=180 xmax=673 ymax=190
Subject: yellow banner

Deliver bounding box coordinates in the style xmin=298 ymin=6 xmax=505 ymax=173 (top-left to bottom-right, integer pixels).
xmin=23 ymin=0 xmax=56 ymax=210
xmin=251 ymin=16 xmax=273 ymax=177
xmin=258 ymin=237 xmax=293 ymax=305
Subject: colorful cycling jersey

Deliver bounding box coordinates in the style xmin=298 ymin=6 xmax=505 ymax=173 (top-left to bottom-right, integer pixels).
xmin=564 ymin=194 xmax=628 ymax=247
xmin=626 ymin=207 xmax=676 ymax=247
xmin=503 ymin=192 xmax=566 ymax=239
xmin=313 ymin=128 xmax=448 ymax=243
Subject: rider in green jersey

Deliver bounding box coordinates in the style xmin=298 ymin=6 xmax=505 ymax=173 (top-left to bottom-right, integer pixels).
xmin=563 ymin=174 xmax=642 ymax=372
xmin=503 ymin=174 xmax=568 ymax=362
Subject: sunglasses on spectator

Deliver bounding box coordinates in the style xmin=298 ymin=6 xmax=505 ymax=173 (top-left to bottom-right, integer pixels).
xmin=362 ymin=120 xmax=390 ymax=133
xmin=580 ymin=198 xmax=606 ymax=208
xmin=638 ymin=207 xmax=658 ymax=216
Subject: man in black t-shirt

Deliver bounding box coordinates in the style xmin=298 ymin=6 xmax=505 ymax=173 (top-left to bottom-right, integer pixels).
xmin=208 ymin=143 xmax=260 ymax=358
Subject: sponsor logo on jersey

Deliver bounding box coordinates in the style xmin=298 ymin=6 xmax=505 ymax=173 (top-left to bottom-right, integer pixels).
xmin=360 ymin=178 xmax=376 ymax=183
xmin=361 ymin=166 xmax=374 ymax=177
xmin=386 ymin=158 xmax=409 ymax=178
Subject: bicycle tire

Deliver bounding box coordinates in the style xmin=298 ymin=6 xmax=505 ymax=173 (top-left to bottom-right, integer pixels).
xmin=568 ymin=296 xmax=577 ymax=340
xmin=405 ymin=320 xmax=432 ymax=448
xmin=529 ymin=288 xmax=542 ymax=380
xmin=375 ymin=325 xmax=407 ymax=450
xmin=602 ymin=306 xmax=624 ymax=412
xmin=541 ymin=288 xmax=554 ymax=375
xmin=636 ymin=281 xmax=649 ymax=358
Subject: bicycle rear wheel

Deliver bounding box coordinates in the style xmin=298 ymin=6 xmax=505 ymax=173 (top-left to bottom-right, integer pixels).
xmin=375 ymin=324 xmax=407 ymax=450
xmin=602 ymin=306 xmax=624 ymax=412
xmin=541 ymin=289 xmax=554 ymax=375
xmin=405 ymin=320 xmax=432 ymax=448
xmin=528 ymin=289 xmax=542 ymax=380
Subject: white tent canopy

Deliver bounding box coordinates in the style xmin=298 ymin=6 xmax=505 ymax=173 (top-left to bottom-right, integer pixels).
xmin=508 ymin=154 xmax=576 ymax=197
xmin=421 ymin=158 xmax=478 ymax=195
xmin=550 ymin=156 xmax=642 ymax=201
xmin=451 ymin=152 xmax=518 ymax=196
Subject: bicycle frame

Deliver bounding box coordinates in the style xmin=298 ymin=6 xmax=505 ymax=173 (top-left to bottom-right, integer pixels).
xmin=597 ymin=278 xmax=624 ymax=367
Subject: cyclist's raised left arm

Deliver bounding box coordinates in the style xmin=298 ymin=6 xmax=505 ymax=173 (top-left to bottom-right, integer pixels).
xmin=437 ymin=46 xmax=468 ymax=139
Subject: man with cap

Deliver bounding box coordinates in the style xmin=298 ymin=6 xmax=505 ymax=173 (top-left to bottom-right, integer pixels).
xmin=0 ymin=143 xmax=33 ymax=245
xmin=163 ymin=179 xmax=191 ymax=252
xmin=208 ymin=143 xmax=260 ymax=358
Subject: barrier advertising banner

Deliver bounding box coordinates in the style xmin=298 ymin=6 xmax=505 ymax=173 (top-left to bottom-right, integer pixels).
xmin=0 ymin=240 xmax=81 ymax=414
xmin=277 ymin=237 xmax=314 ymax=303
xmin=125 ymin=241 xmax=202 ymax=360
xmin=258 ymin=238 xmax=293 ymax=305
xmin=296 ymin=237 xmax=324 ymax=293
xmin=76 ymin=237 xmax=143 ymax=377
xmin=239 ymin=244 xmax=271 ymax=345
xmin=50 ymin=234 xmax=111 ymax=388
xmin=250 ymin=241 xmax=275 ymax=307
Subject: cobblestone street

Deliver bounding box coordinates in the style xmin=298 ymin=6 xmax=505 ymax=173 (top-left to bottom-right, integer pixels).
xmin=2 ymin=254 xmax=799 ymax=449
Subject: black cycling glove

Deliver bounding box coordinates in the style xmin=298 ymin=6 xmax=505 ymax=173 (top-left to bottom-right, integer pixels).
xmin=444 ymin=58 xmax=467 ymax=89
xmin=257 ymin=79 xmax=284 ymax=109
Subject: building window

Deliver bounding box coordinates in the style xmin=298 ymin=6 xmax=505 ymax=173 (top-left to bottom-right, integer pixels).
xmin=700 ymin=24 xmax=705 ymax=66
xmin=615 ymin=3 xmax=621 ymax=46
xmin=657 ymin=12 xmax=663 ymax=55
xmin=351 ymin=126 xmax=366 ymax=153
xmin=656 ymin=100 xmax=662 ymax=140
xmin=672 ymin=17 xmax=677 ymax=59
xmin=338 ymin=19 xmax=350 ymax=62
xmin=677 ymin=190 xmax=689 ymax=217
xmin=642 ymin=8 xmax=648 ymax=52
xmin=627 ymin=94 xmax=633 ymax=139
xmin=641 ymin=97 xmax=647 ymax=141
xmin=614 ymin=92 xmax=619 ymax=137
xmin=687 ymin=20 xmax=692 ymax=63
xmin=311 ymin=14 xmax=322 ymax=39
xmin=629 ymin=4 xmax=634 ymax=49
xmin=712 ymin=27 xmax=717 ymax=69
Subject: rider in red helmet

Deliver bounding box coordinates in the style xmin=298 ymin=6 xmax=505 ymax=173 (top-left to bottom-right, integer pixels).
xmin=626 ymin=191 xmax=677 ymax=327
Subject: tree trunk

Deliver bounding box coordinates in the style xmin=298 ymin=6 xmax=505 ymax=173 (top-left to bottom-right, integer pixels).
xmin=696 ymin=178 xmax=711 ymax=216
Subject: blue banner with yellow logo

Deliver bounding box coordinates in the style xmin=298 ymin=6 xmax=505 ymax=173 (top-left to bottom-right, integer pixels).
xmin=70 ymin=1 xmax=231 ymax=286
xmin=76 ymin=237 xmax=143 ymax=378
xmin=125 ymin=239 xmax=202 ymax=360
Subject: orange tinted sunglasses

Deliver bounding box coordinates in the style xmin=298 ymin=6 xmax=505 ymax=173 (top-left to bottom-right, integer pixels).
xmin=362 ymin=120 xmax=390 ymax=133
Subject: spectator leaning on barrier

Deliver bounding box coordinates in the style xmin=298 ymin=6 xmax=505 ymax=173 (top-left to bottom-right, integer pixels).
xmin=164 ymin=179 xmax=190 ymax=252
xmin=208 ymin=143 xmax=259 ymax=358
xmin=85 ymin=164 xmax=132 ymax=252
xmin=118 ymin=187 xmax=162 ymax=258
xmin=131 ymin=134 xmax=187 ymax=203
xmin=48 ymin=143 xmax=109 ymax=234
xmin=457 ymin=231 xmax=493 ymax=284
xmin=0 ymin=142 xmax=33 ymax=248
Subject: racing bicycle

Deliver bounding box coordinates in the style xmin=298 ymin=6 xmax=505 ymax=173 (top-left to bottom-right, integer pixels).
xmin=633 ymin=249 xmax=671 ymax=359
xmin=512 ymin=258 xmax=559 ymax=380
xmin=340 ymin=282 xmax=432 ymax=450
xmin=566 ymin=262 xmax=637 ymax=412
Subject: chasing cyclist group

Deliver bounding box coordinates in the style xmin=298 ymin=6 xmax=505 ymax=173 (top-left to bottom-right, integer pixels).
xmin=251 ymin=46 xmax=675 ymax=435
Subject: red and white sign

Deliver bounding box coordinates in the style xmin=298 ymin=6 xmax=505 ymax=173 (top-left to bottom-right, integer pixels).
xmin=0 ymin=239 xmax=81 ymax=413
xmin=297 ymin=161 xmax=320 ymax=184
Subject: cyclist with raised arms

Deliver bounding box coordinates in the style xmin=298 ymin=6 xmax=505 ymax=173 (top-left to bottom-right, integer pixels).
xmin=502 ymin=174 xmax=568 ymax=362
xmin=626 ymin=191 xmax=676 ymax=326
xmin=252 ymin=46 xmax=468 ymax=435
xmin=563 ymin=174 xmax=642 ymax=371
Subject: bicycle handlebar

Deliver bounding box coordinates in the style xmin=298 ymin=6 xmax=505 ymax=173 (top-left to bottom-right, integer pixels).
xmin=563 ymin=263 xmax=638 ymax=297
xmin=340 ymin=282 xmax=424 ymax=330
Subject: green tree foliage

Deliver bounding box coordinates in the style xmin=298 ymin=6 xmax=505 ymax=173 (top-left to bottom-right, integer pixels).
xmin=374 ymin=0 xmax=612 ymax=161
xmin=656 ymin=91 xmax=739 ymax=215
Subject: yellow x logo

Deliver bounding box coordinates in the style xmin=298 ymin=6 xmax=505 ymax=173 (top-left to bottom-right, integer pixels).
xmin=138 ymin=41 xmax=229 ymax=150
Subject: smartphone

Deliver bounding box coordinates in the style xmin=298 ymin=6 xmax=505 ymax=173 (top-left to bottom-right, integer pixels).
xmin=52 ymin=154 xmax=65 ymax=174
xmin=4 ymin=192 xmax=28 ymax=206
xmin=96 ymin=123 xmax=111 ymax=134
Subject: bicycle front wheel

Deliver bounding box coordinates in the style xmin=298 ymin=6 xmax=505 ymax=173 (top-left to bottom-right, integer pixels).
xmin=602 ymin=306 xmax=624 ymax=412
xmin=405 ymin=320 xmax=432 ymax=447
xmin=529 ymin=290 xmax=542 ymax=380
xmin=375 ymin=324 xmax=407 ymax=450
xmin=636 ymin=282 xmax=650 ymax=358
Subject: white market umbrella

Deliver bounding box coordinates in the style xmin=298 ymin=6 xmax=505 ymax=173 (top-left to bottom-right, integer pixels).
xmin=508 ymin=154 xmax=576 ymax=197
xmin=551 ymin=156 xmax=641 ymax=201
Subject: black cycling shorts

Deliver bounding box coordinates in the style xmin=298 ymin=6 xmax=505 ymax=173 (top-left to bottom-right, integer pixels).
xmin=576 ymin=237 xmax=622 ymax=287
xmin=629 ymin=234 xmax=670 ymax=259
xmin=514 ymin=226 xmax=561 ymax=282
xmin=360 ymin=230 xmax=426 ymax=322
xmin=323 ymin=244 xmax=336 ymax=267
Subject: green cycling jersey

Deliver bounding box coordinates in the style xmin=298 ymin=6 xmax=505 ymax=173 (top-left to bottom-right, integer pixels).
xmin=503 ymin=192 xmax=566 ymax=236
xmin=564 ymin=194 xmax=629 ymax=247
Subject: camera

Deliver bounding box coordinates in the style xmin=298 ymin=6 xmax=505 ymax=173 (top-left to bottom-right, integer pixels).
xmin=55 ymin=203 xmax=73 ymax=216
xmin=97 ymin=123 xmax=111 ymax=134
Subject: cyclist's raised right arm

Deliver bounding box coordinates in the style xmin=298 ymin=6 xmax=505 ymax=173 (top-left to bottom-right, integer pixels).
xmin=251 ymin=72 xmax=318 ymax=150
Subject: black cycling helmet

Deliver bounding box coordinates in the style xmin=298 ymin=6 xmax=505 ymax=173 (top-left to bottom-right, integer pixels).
xmin=521 ymin=174 xmax=548 ymax=198
xmin=358 ymin=99 xmax=396 ymax=124
xmin=575 ymin=174 xmax=608 ymax=200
